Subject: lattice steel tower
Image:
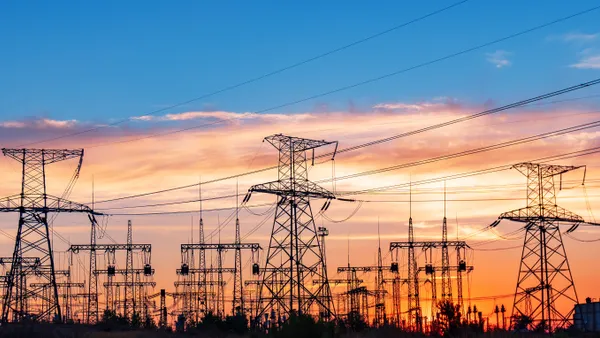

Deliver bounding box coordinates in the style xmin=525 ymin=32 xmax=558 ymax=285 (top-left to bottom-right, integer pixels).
xmin=493 ymin=162 xmax=598 ymax=331
xmin=124 ymin=220 xmax=134 ymax=319
xmin=249 ymin=134 xmax=337 ymax=321
xmin=407 ymin=184 xmax=421 ymax=331
xmin=441 ymin=184 xmax=452 ymax=302
xmin=0 ymin=148 xmax=97 ymax=322
xmin=233 ymin=185 xmax=244 ymax=315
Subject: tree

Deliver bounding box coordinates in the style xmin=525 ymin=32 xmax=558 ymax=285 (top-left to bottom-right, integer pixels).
xmin=437 ymin=300 xmax=463 ymax=337
xmin=130 ymin=311 xmax=142 ymax=328
xmin=512 ymin=314 xmax=533 ymax=332
xmin=225 ymin=313 xmax=249 ymax=335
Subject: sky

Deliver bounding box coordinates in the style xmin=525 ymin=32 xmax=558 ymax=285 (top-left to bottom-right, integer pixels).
xmin=1 ymin=0 xmax=600 ymax=324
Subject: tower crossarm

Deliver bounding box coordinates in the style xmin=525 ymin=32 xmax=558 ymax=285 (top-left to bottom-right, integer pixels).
xmin=181 ymin=243 xmax=260 ymax=251
xmin=337 ymin=266 xmax=392 ymax=273
xmin=264 ymin=134 xmax=337 ymax=153
xmin=0 ymin=257 xmax=40 ymax=266
xmin=69 ymin=243 xmax=151 ymax=252
xmin=417 ymin=265 xmax=474 ymax=273
xmin=2 ymin=148 xmax=83 ymax=165
xmin=313 ymin=278 xmax=363 ymax=285
xmin=245 ymin=280 xmax=288 ymax=286
xmin=94 ymin=268 xmax=155 ymax=275
xmin=30 ymin=282 xmax=84 ymax=288
xmin=176 ymin=267 xmax=235 ymax=274
xmin=390 ymin=240 xmax=468 ymax=250
xmin=499 ymin=205 xmax=585 ymax=224
xmin=0 ymin=194 xmax=101 ymax=214
xmin=104 ymin=281 xmax=156 ymax=287
xmin=174 ymin=280 xmax=225 ymax=287
xmin=249 ymin=180 xmax=336 ymax=199
xmin=512 ymin=162 xmax=582 ymax=179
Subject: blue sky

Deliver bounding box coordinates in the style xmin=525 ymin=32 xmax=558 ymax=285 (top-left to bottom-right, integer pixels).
xmin=1 ymin=0 xmax=599 ymax=124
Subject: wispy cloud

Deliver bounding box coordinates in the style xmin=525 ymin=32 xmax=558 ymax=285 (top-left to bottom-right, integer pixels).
xmin=486 ymin=50 xmax=512 ymax=68
xmin=551 ymin=32 xmax=598 ymax=43
xmin=563 ymin=33 xmax=598 ymax=42
xmin=0 ymin=118 xmax=77 ymax=129
xmin=570 ymin=54 xmax=600 ymax=69
xmin=132 ymin=110 xmax=314 ymax=123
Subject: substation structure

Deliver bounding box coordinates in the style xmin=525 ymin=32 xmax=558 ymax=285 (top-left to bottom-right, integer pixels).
xmin=387 ymin=183 xmax=473 ymax=333
xmin=69 ymin=220 xmax=155 ymax=324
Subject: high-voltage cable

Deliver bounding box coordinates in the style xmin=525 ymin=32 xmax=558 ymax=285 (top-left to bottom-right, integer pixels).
xmin=88 ymin=78 xmax=600 ymax=205
xmin=33 ymin=6 xmax=600 ymax=150
xmin=17 ymin=1 xmax=470 ymax=148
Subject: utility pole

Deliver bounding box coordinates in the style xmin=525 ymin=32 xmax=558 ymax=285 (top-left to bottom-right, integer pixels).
xmin=125 ymin=220 xmax=134 ymax=319
xmin=441 ymin=183 xmax=452 ymax=302
xmin=0 ymin=148 xmax=100 ymax=323
xmin=233 ymin=183 xmax=244 ymax=316
xmin=248 ymin=134 xmax=338 ymax=322
xmin=317 ymin=226 xmax=330 ymax=319
xmin=376 ymin=221 xmax=386 ymax=326
xmin=407 ymin=183 xmax=422 ymax=331
xmin=197 ymin=181 xmax=207 ymax=320
xmin=492 ymin=162 xmax=600 ymax=331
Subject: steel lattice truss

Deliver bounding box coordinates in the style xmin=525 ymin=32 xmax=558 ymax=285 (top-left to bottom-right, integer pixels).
xmin=390 ymin=240 xmax=469 ymax=331
xmin=69 ymin=235 xmax=152 ymax=323
xmin=180 ymin=241 xmax=260 ymax=317
xmin=249 ymin=134 xmax=338 ymax=323
xmin=494 ymin=162 xmax=600 ymax=332
xmin=0 ymin=148 xmax=97 ymax=323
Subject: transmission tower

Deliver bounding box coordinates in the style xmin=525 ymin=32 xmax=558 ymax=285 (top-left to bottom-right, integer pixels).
xmin=0 ymin=148 xmax=100 ymax=323
xmin=493 ymin=162 xmax=599 ymax=331
xmin=248 ymin=134 xmax=338 ymax=322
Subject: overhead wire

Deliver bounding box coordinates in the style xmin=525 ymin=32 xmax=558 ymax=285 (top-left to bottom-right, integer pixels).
xmin=16 ymin=0 xmax=471 ymax=148
xmin=317 ymin=117 xmax=600 ymax=183
xmin=87 ymin=78 xmax=600 ymax=205
xmin=341 ymin=145 xmax=600 ymax=196
xmin=28 ymin=6 xmax=597 ymax=152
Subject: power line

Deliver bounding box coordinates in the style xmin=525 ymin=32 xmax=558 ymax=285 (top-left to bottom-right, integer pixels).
xmin=94 ymin=117 xmax=600 ymax=212
xmin=44 ymin=5 xmax=600 ymax=150
xmin=332 ymin=81 xmax=600 ymax=156
xmin=89 ymin=78 xmax=600 ymax=205
xmin=103 ymin=146 xmax=599 ymax=217
xmin=318 ymin=117 xmax=600 ymax=183
xmin=15 ymin=0 xmax=471 ymax=148
xmin=341 ymin=146 xmax=600 ymax=196
xmin=107 ymin=202 xmax=273 ymax=216
xmin=96 ymin=193 xmax=239 ymax=210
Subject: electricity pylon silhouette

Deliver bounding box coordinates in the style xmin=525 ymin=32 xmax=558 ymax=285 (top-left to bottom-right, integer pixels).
xmin=248 ymin=134 xmax=338 ymax=322
xmin=407 ymin=183 xmax=422 ymax=331
xmin=493 ymin=162 xmax=599 ymax=331
xmin=441 ymin=183 xmax=452 ymax=302
xmin=0 ymin=148 xmax=99 ymax=322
